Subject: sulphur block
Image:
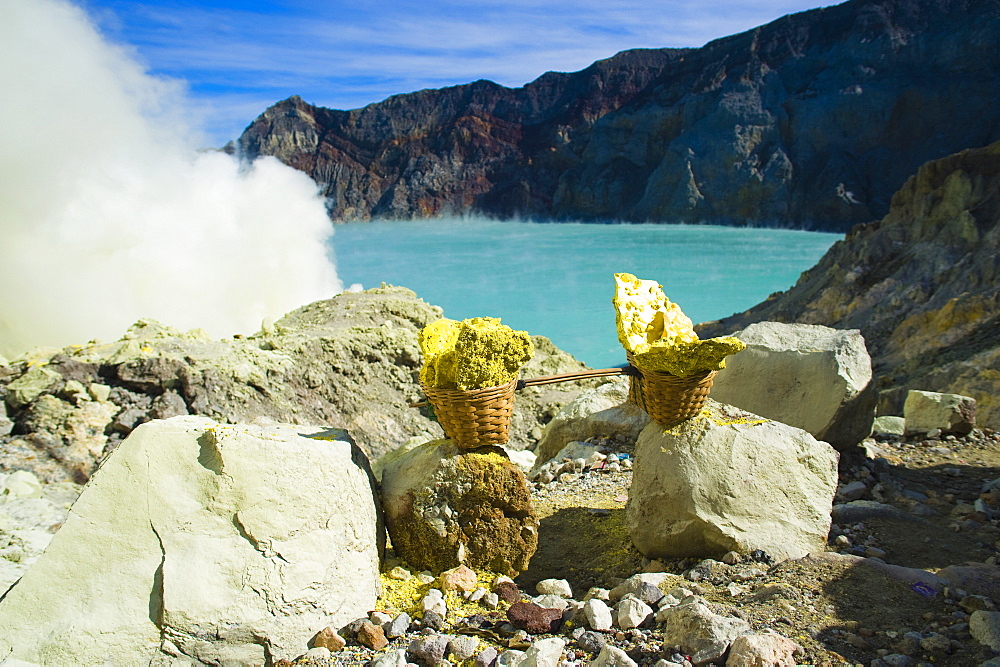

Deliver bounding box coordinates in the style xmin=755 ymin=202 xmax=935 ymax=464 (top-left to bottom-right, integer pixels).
xmin=632 ymin=337 xmax=747 ymax=377
xmin=419 ymin=317 xmax=533 ymax=391
xmin=613 ymin=273 xmax=698 ymax=354
xmin=418 ymin=318 xmax=462 ymax=388
xmin=612 ymin=273 xmax=745 ymax=376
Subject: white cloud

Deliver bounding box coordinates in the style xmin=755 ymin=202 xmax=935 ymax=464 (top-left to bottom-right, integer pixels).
xmin=0 ymin=0 xmax=341 ymax=356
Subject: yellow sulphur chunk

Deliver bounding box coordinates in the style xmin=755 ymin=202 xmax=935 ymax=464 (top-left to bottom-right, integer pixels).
xmin=419 ymin=317 xmax=534 ymax=390
xmin=612 ymin=272 xmax=746 ymax=376
xmin=631 ymin=337 xmax=746 ymax=377
xmin=613 ymin=272 xmax=697 ymax=354
xmin=418 ymin=318 xmax=462 ymax=388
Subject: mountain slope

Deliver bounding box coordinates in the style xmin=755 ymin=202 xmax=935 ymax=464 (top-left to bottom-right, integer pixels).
xmin=239 ymin=0 xmax=1000 ymax=230
xmin=697 ymin=140 xmax=1000 ymax=427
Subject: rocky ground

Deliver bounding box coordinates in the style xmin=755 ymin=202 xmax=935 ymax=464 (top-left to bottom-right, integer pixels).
xmin=280 ymin=426 xmax=1000 ymax=666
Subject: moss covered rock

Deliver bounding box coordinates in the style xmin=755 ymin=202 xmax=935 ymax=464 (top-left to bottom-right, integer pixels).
xmin=381 ymin=439 xmax=538 ymax=576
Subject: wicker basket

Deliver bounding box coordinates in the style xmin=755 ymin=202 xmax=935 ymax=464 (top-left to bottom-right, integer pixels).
xmin=420 ymin=378 xmax=519 ymax=449
xmin=626 ymin=352 xmax=716 ymax=427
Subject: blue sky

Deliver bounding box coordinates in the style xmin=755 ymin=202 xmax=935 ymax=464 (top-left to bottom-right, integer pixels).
xmin=79 ymin=0 xmax=834 ymax=146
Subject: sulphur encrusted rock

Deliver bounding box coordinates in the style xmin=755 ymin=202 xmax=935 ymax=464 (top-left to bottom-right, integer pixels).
xmin=380 ymin=439 xmax=538 ymax=576
xmin=613 ymin=273 xmax=745 ymax=376
xmin=419 ymin=317 xmax=533 ymax=391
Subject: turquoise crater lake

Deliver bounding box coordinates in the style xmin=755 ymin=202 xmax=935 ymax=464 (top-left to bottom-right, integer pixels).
xmin=330 ymin=218 xmax=840 ymax=369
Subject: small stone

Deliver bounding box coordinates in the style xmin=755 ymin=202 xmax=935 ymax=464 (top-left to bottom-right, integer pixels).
xmin=523 ymin=637 xmax=566 ymax=665
xmin=838 ymin=480 xmax=868 ymax=501
xmin=970 ymin=611 xmax=1000 ymax=650
xmin=584 ymin=587 xmax=611 ymax=602
xmin=576 ymin=630 xmax=607 ymax=654
xmin=591 ymin=644 xmax=638 ymax=666
xmin=474 ymin=646 xmax=499 ymax=667
xmin=371 ymin=648 xmax=408 ymax=667
xmin=532 ymin=593 xmax=569 ymax=611
xmin=866 ymin=546 xmax=887 ymax=559
xmin=468 ymin=586 xmax=487 ymax=603
xmin=536 ymin=578 xmax=573 ymax=598
xmin=370 ymin=610 xmax=393 ymax=625
xmin=632 ymin=581 xmax=664 ymax=606
xmin=304 ymin=646 xmax=331 ymax=661
xmin=583 ymin=598 xmax=614 ymax=631
xmin=384 ymin=612 xmax=411 ymax=638
xmin=879 ymin=656 xmax=913 ymax=667
xmin=88 ymin=383 xmax=112 ymax=402
xmin=439 ymin=564 xmax=478 ymax=593
xmin=422 ymin=588 xmax=448 ymax=616
xmin=409 ymin=634 xmax=450 ymax=664
xmin=507 ymin=601 xmax=563 ymax=634
xmin=311 ymin=627 xmax=346 ymax=652
xmin=448 ymin=635 xmax=480 ymax=661
xmin=960 ymin=595 xmax=996 ymax=613
xmin=387 ymin=565 xmax=413 ymax=580
xmin=422 ymin=609 xmax=446 ymax=631
xmin=482 ymin=592 xmax=500 ymax=609
xmin=356 ymin=620 xmax=388 ymax=650
xmin=495 ymin=580 xmax=522 ymax=603
xmin=727 ymin=632 xmax=802 ymax=666
xmin=341 ymin=617 xmax=367 ymax=638
xmin=416 ymin=571 xmax=436 ymax=584
xmin=614 ymin=596 xmax=652 ymax=630
xmin=497 ymin=649 xmax=526 ymax=666
xmin=722 ymin=551 xmax=742 ymax=565
xmin=918 ymin=633 xmax=950 ymax=652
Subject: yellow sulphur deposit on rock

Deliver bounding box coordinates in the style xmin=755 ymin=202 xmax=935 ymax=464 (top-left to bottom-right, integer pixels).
xmin=613 ymin=272 xmax=745 ymax=376
xmin=418 ymin=317 xmax=534 ymax=391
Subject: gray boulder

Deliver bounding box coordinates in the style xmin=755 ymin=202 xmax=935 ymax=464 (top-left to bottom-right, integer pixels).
xmin=656 ymin=600 xmax=752 ymax=664
xmin=381 ymin=439 xmax=538 ymax=576
xmin=626 ymin=399 xmax=838 ymax=563
xmin=0 ymin=416 xmax=382 ymax=664
xmin=710 ymin=322 xmax=877 ymax=449
xmin=533 ymin=377 xmax=649 ymax=469
xmin=903 ymin=389 xmax=976 ymax=436
xmin=970 ymin=611 xmax=1000 ymax=651
xmin=726 ymin=632 xmax=802 ymax=666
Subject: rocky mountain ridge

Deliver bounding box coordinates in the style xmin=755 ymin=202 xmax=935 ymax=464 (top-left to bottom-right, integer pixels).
xmin=0 ymin=286 xmax=594 ymax=486
xmin=238 ymin=0 xmax=1000 ymax=231
xmin=697 ymin=140 xmax=1000 ymax=428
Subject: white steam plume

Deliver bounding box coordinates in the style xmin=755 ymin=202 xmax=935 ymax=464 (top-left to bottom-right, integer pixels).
xmin=0 ymin=0 xmax=342 ymax=358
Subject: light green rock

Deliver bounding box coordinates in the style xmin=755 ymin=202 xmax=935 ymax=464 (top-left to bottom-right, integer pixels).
xmin=6 ymin=366 xmax=62 ymax=408
xmin=626 ymin=399 xmax=839 ymax=563
xmin=904 ymin=389 xmax=976 ymax=435
xmin=0 ymin=416 xmax=382 ymax=664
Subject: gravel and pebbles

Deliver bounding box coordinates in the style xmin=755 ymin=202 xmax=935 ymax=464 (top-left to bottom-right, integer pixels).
xmin=276 ymin=428 xmax=1000 ymax=666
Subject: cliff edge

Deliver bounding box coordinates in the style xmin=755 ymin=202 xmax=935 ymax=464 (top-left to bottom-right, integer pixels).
xmin=698 ymin=141 xmax=1000 ymax=427
xmin=238 ymin=0 xmax=1000 ymax=231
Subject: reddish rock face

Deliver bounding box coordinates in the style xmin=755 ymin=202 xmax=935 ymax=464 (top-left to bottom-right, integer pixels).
xmin=506 ymin=601 xmax=563 ymax=634
xmin=239 ymin=0 xmax=1000 ymax=232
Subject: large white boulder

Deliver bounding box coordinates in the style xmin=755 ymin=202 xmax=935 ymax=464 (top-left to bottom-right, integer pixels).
xmin=0 ymin=416 xmax=382 ymax=665
xmin=626 ymin=399 xmax=839 ymax=563
xmin=710 ymin=322 xmax=876 ymax=449
xmin=903 ymin=389 xmax=976 ymax=436
xmin=533 ymin=377 xmax=649 ymax=469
